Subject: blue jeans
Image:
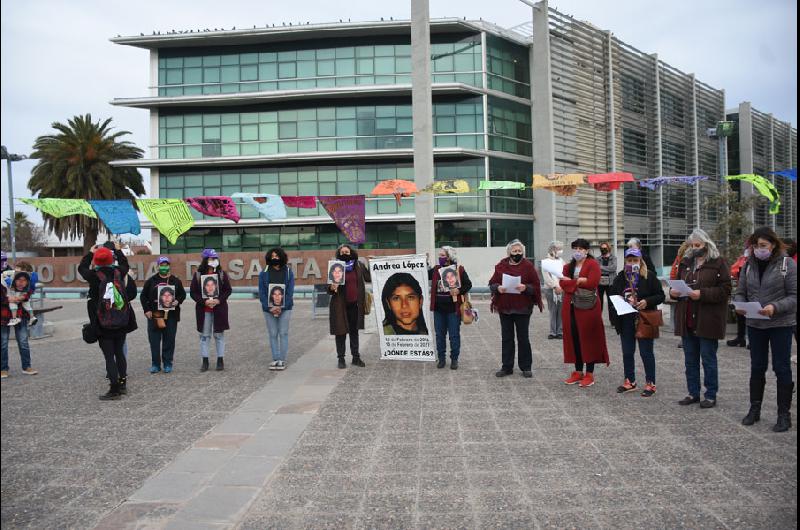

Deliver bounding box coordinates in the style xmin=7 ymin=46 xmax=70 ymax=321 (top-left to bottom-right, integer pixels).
xmin=200 ymin=312 xmax=225 ymax=358
xmin=682 ymin=333 xmax=719 ymax=399
xmin=433 ymin=310 xmax=461 ymax=361
xmin=620 ymin=315 xmax=655 ymax=384
xmin=264 ymin=309 xmax=292 ymax=361
xmin=1 ymin=319 xmax=32 ymax=371
xmin=748 ymin=326 xmax=794 ymax=386
xmin=148 ymin=316 xmax=179 ymax=367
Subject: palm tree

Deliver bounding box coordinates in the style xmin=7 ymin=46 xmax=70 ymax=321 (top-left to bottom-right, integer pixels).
xmin=28 ymin=114 xmax=145 ymax=252
xmin=1 ymin=211 xmax=45 ymax=252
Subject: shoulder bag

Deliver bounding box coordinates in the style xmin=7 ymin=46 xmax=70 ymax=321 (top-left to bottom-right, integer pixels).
xmin=572 ymin=288 xmax=597 ymax=310
xmin=636 ymin=309 xmax=664 ymax=339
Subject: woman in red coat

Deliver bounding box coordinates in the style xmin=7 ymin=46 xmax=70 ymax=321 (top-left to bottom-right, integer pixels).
xmin=560 ymin=238 xmax=609 ymax=388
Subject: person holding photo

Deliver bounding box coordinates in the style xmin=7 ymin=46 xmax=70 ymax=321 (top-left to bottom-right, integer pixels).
xmin=203 ymin=275 xmax=219 ymax=298
xmin=329 ymin=244 xmax=371 ymax=369
xmin=190 ymin=249 xmax=232 ymax=372
xmin=259 ymin=248 xmax=295 ymax=371
xmin=140 ymin=256 xmax=186 ymax=374
xmin=429 ymin=246 xmax=472 ymax=370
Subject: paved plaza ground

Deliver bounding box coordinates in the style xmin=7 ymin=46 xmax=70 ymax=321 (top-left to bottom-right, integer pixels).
xmin=1 ymin=298 xmax=797 ymax=529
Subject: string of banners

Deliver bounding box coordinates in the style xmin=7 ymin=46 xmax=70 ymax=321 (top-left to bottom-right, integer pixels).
xmin=17 ymin=168 xmax=794 ymax=244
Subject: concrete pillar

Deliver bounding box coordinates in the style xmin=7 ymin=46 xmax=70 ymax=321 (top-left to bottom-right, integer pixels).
xmin=738 ymin=102 xmax=755 ymax=226
xmin=652 ymin=53 xmax=665 ymax=269
xmin=768 ymin=114 xmax=776 ymax=230
xmin=606 ymin=31 xmax=619 ymax=252
xmin=411 ymin=0 xmax=435 ymax=259
xmin=531 ymin=0 xmax=557 ymax=262
xmin=149 ymin=48 xmax=162 ymax=254
xmin=690 ymin=74 xmax=701 ymax=230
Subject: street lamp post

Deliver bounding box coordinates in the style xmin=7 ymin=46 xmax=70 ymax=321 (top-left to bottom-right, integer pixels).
xmin=1 ymin=145 xmax=29 ymax=260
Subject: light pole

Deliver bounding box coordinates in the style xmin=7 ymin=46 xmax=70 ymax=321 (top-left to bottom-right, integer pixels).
xmin=1 ymin=145 xmax=29 ymax=260
xmin=706 ymin=121 xmax=734 ymax=251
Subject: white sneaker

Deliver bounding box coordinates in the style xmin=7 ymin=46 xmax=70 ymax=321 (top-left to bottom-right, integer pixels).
xmin=7 ymin=318 xmax=20 ymax=326
xmin=268 ymin=360 xmax=279 ymax=371
xmin=29 ymin=316 xmax=38 ymax=326
xmin=275 ymin=361 xmax=286 ymax=371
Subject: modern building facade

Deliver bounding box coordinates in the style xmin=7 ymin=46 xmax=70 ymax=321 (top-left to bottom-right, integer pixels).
xmin=111 ymin=0 xmax=796 ymax=267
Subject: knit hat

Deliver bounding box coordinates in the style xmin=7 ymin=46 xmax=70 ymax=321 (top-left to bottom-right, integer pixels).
xmin=624 ymin=248 xmax=642 ymax=258
xmin=201 ymin=248 xmax=218 ymax=259
xmin=93 ymin=247 xmax=114 ymax=266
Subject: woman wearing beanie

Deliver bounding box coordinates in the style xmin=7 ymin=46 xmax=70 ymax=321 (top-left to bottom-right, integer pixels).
xmin=609 ymin=248 xmax=665 ymax=397
xmin=140 ymin=256 xmax=186 ymax=374
xmin=190 ymin=249 xmax=232 ymax=371
xmin=561 ymin=238 xmax=609 ymax=388
xmin=259 ymin=247 xmax=295 ymax=371
xmin=328 ymin=244 xmax=371 ymax=369
xmin=735 ymin=227 xmax=797 ymax=432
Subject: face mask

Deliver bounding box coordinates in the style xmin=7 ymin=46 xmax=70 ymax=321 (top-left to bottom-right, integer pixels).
xmin=438 ymin=257 xmax=448 ymax=267
xmin=753 ymin=248 xmax=772 ymax=261
xmin=600 ymin=248 xmax=609 ymax=255
xmin=270 ymin=258 xmax=282 ymax=266
xmin=158 ymin=266 xmax=170 ymax=275
xmin=573 ymin=250 xmax=587 ymax=261
xmin=687 ymin=248 xmax=706 ymax=259
xmin=208 ymin=259 xmax=219 ymax=268
xmin=509 ymin=253 xmax=523 ymax=263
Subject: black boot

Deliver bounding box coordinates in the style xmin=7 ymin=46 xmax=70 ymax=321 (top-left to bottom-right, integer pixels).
xmin=201 ymin=358 xmax=209 ymax=372
xmin=216 ymin=357 xmax=224 ymax=371
xmin=773 ymin=382 xmax=794 ymax=433
xmin=351 ymin=355 xmax=365 ymax=367
xmin=99 ymin=383 xmax=121 ymax=401
xmin=742 ymin=376 xmax=765 ymax=425
xmin=337 ymin=356 xmax=346 ymax=369
xmin=119 ymin=376 xmax=128 ymax=395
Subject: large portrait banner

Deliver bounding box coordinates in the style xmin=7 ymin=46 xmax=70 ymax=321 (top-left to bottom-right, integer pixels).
xmin=370 ymin=254 xmax=435 ymax=362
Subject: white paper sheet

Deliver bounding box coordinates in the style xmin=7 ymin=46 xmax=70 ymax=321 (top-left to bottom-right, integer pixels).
xmin=667 ymin=279 xmax=693 ymax=297
xmin=732 ymin=301 xmax=770 ymax=320
xmin=541 ymin=260 xmax=564 ymax=279
xmin=610 ymin=295 xmax=638 ymax=315
xmin=501 ymin=273 xmax=521 ymax=294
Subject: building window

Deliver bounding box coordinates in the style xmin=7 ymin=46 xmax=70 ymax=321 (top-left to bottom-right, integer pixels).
xmin=488 ymin=158 xmax=533 ymax=215
xmin=661 ymin=90 xmax=685 ymax=128
xmin=486 ymin=34 xmax=530 ymax=99
xmin=487 ymin=97 xmax=532 ymax=157
xmin=621 ymin=74 xmax=645 ymax=114
xmin=662 ymin=140 xmax=686 ymax=175
xmin=622 ymin=128 xmax=647 ymax=167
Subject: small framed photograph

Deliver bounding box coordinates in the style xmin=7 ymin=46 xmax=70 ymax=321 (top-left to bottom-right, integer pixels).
xmin=157 ymin=285 xmax=179 ymax=311
xmin=438 ymin=265 xmax=461 ymax=292
xmin=328 ymin=260 xmax=346 ymax=285
xmin=268 ymin=283 xmax=286 ymax=308
xmin=201 ymin=274 xmax=219 ymax=299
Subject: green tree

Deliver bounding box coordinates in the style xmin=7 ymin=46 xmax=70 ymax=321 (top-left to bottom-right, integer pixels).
xmin=28 ymin=114 xmax=145 ymax=252
xmin=1 ymin=211 xmax=46 ymax=253
xmin=704 ymin=189 xmax=764 ymax=264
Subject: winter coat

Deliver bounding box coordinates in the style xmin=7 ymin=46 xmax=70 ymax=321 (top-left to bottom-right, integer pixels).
xmin=328 ymin=260 xmax=370 ymax=335
xmin=734 ymin=254 xmax=797 ymax=329
xmin=608 ymin=270 xmax=666 ymax=335
xmin=140 ymin=274 xmax=187 ymax=322
xmin=258 ymin=266 xmax=295 ymax=312
xmin=559 ymin=258 xmax=610 ymax=365
xmin=190 ymin=269 xmax=232 ymax=333
xmin=671 ymin=256 xmax=731 ymax=340
xmin=78 ymin=249 xmax=136 ymax=338
xmin=489 ymin=258 xmax=543 ymax=315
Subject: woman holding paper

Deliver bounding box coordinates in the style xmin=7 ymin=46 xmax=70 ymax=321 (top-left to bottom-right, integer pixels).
xmin=670 ymin=229 xmax=730 ymax=409
xmin=609 ymin=248 xmax=665 ymax=397
xmin=560 ymin=239 xmax=609 ymax=388
xmin=735 ymin=227 xmax=797 ymax=432
xmin=328 ymin=244 xmax=371 ymax=369
xmin=489 ymin=239 xmax=543 ymax=378
xmin=429 ymin=246 xmax=472 ymax=370
xmin=541 ymin=241 xmax=565 ymax=339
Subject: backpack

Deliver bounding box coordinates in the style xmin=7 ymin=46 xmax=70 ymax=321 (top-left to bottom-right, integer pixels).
xmin=96 ymin=269 xmax=131 ymax=330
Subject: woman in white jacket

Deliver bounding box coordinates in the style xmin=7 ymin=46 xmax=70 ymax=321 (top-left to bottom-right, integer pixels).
xmin=541 ymin=241 xmax=565 ymax=339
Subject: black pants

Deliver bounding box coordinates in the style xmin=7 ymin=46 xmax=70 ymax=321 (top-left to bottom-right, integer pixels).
xmin=499 ymin=313 xmax=532 ymax=373
xmin=99 ymin=335 xmax=127 ymax=384
xmin=335 ymin=302 xmax=360 ymax=358
xmin=597 ymin=284 xmax=611 ymax=312
xmin=735 ymin=314 xmax=747 ymax=341
xmin=571 ymin=306 xmax=594 ymax=373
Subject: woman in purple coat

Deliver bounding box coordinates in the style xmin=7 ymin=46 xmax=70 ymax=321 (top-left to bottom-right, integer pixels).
xmin=190 ymin=249 xmax=232 ymax=371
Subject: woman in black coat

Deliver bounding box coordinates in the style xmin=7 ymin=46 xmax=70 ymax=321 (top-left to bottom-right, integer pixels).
xmin=609 ymin=248 xmax=665 ymax=397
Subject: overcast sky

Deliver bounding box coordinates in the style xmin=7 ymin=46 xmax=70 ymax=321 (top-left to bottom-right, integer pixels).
xmin=1 ymin=0 xmax=796 ymax=233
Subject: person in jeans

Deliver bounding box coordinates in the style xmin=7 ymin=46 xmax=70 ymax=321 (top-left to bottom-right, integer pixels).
xmin=140 ymin=256 xmax=186 ymax=374
xmin=670 ymin=228 xmax=731 ymax=409
xmin=541 ymin=241 xmax=565 ymax=339
xmin=259 ymin=247 xmax=295 ymax=371
xmin=329 ymin=244 xmax=371 ymax=369
xmin=609 ymin=248 xmax=665 ymax=397
xmin=1 ymin=283 xmax=37 ymax=378
xmin=190 ymin=249 xmax=232 ymax=372
xmin=597 ymin=241 xmax=617 ymax=313
xmin=429 ymin=246 xmax=472 ymax=370
xmin=561 ymin=238 xmax=609 ymax=388
xmin=489 ymin=239 xmax=543 ymax=378
xmin=736 ymin=227 xmax=797 ymax=432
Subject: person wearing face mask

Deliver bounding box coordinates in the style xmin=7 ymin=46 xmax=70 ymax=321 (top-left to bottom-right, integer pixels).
xmin=561 ymin=239 xmax=609 ymax=388
xmin=541 ymin=241 xmax=565 ymax=339
xmin=597 ymin=242 xmax=617 ymax=314
xmin=626 ymin=237 xmax=656 ymax=274
xmin=609 ymin=248 xmax=665 ymax=397
xmin=190 ymin=249 xmax=232 ymax=372
xmin=328 ymin=244 xmax=371 ymax=369
xmin=670 ymin=229 xmax=731 ymax=409
xmin=489 ymin=239 xmax=543 ymax=378
xmin=727 ymin=244 xmax=752 ymax=348
xmin=258 ymin=247 xmax=295 ymax=371
xmin=140 ymin=256 xmax=186 ymax=374
xmin=735 ymin=227 xmax=797 ymax=432
xmin=428 ymin=246 xmax=472 ymax=369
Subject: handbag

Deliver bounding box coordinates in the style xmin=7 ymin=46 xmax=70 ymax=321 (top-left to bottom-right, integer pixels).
xmin=459 ymin=295 xmax=475 ymax=325
xmin=82 ymin=323 xmax=98 ymax=344
xmin=152 ymin=309 xmax=167 ymax=329
xmin=636 ymin=309 xmax=664 ymax=339
xmin=572 ymin=287 xmax=597 ymax=310
xmin=364 ymin=292 xmax=373 ymax=315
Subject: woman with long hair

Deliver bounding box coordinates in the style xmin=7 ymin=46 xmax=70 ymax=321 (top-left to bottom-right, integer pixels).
xmin=330 ymin=244 xmax=371 ymax=368
xmin=190 ymin=249 xmax=232 ymax=372
xmin=259 ymin=247 xmax=295 ymax=371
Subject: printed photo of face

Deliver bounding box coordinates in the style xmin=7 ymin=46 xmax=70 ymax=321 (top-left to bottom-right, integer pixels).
xmin=443 ymin=268 xmax=459 ymax=289
xmin=202 ymin=275 xmax=219 ymax=299
xmin=269 ymin=284 xmax=285 ymax=308
xmin=158 ymin=286 xmax=177 ymax=309
xmin=328 ymin=261 xmax=345 ymax=285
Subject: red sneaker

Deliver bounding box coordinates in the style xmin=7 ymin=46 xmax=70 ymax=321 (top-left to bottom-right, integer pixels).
xmin=579 ymin=373 xmax=595 ymax=388
xmin=564 ymin=371 xmax=584 ymax=385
